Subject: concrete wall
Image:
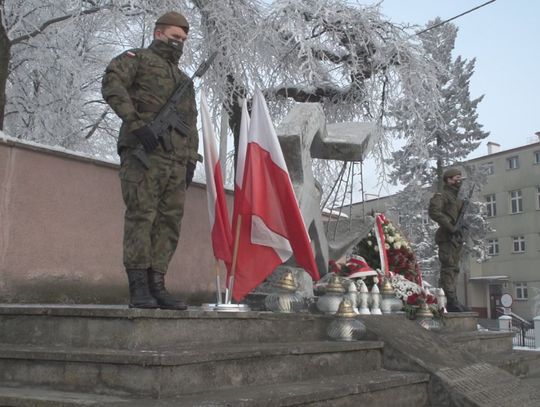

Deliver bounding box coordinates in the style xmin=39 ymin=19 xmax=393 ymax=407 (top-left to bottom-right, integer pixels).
xmin=0 ymin=139 xmax=227 ymax=304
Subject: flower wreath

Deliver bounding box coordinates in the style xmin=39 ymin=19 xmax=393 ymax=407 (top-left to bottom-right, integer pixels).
xmin=354 ymin=213 xmax=422 ymax=286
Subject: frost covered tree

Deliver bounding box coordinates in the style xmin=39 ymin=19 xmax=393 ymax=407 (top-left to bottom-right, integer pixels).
xmin=1 ymin=0 xmax=443 ymax=186
xmin=386 ymin=185 xmax=439 ymax=283
xmin=0 ymin=0 xmax=183 ymax=156
xmin=1 ymin=1 xmax=119 ymax=157
xmin=388 ymin=18 xmax=490 ymax=281
xmin=189 ymin=0 xmax=444 ymax=189
xmin=389 ymin=18 xmax=488 ymax=188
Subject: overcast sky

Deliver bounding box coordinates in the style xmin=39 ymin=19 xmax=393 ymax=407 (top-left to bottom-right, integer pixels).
xmin=370 ymin=0 xmax=540 ymax=157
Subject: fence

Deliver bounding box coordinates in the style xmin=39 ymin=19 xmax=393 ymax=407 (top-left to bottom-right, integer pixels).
xmin=496 ymin=307 xmax=536 ymax=349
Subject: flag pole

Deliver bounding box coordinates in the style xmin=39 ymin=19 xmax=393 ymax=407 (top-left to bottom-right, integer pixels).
xmin=227 ymin=214 xmax=243 ymax=304
xmin=214 ymin=258 xmax=222 ymax=305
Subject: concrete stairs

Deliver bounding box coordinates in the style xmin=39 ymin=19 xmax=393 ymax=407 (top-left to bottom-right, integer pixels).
xmin=0 ymin=305 xmax=430 ymax=406
xmin=436 ymin=312 xmax=514 ymax=354
xmin=435 ymin=311 xmax=540 ymax=392
xmin=361 ymin=313 xmax=540 ymax=406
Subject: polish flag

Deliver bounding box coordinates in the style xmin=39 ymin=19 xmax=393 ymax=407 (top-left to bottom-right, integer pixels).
xmin=200 ymin=94 xmax=233 ymax=265
xmin=232 ymin=88 xmax=319 ymax=301
xmin=228 ymin=98 xmax=249 ymax=286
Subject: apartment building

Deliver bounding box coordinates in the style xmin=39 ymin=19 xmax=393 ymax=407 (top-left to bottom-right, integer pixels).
xmin=349 ymin=139 xmax=540 ymax=320
xmin=466 ymin=141 xmax=540 ymax=320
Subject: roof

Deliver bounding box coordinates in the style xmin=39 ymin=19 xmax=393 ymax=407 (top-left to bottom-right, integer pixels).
xmin=467 ymin=141 xmax=540 ymax=163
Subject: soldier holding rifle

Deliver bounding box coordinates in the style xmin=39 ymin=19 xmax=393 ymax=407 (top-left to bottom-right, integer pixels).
xmin=428 ymin=168 xmax=471 ymax=313
xmin=102 ymin=12 xmax=201 ymax=310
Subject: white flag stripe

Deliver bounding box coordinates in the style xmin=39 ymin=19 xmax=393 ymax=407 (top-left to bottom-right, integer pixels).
xmin=248 ymin=87 xmax=288 ymax=172
xmin=236 ymin=98 xmax=250 ymax=188
xmin=250 ymin=215 xmax=292 ymax=262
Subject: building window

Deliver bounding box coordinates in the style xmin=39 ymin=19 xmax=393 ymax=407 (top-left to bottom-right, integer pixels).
xmin=534 ymin=151 xmax=540 ymax=165
xmin=509 ymin=190 xmax=523 ymax=214
xmin=481 ymin=162 xmax=494 ymax=175
xmin=487 ymin=239 xmax=499 ymax=256
xmin=515 ymin=283 xmax=528 ymax=300
xmin=537 ymin=186 xmax=540 ymax=210
xmin=485 ymin=194 xmax=497 ymax=217
xmin=506 ymin=156 xmax=519 ymax=170
xmin=512 ymin=236 xmax=526 ymax=253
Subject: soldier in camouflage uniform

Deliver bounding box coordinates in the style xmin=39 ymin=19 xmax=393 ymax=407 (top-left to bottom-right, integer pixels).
xmin=428 ymin=168 xmax=470 ymax=312
xmin=102 ymin=12 xmax=200 ymax=310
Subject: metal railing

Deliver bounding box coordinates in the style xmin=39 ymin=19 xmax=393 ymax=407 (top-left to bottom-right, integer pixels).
xmin=496 ymin=307 xmax=535 ymax=348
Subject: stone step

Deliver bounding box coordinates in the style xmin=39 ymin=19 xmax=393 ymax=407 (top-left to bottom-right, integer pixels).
xmin=0 ymin=370 xmax=430 ymax=406
xmin=438 ymin=312 xmax=479 ymax=333
xmin=0 ymin=385 xmax=127 ymax=406
xmin=439 ymin=330 xmax=513 ymax=354
xmin=481 ymin=350 xmax=540 ymax=379
xmin=0 ymin=341 xmax=383 ymax=398
xmin=0 ymin=304 xmax=331 ymax=349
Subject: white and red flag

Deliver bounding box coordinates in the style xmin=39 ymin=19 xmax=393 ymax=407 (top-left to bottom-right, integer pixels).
xmin=374 ymin=213 xmax=390 ymax=277
xmin=200 ymin=94 xmax=233 ymax=265
xmin=227 ymin=98 xmax=250 ymax=290
xmin=232 ymin=88 xmax=319 ymax=301
xmin=231 ymin=98 xmax=250 ymax=254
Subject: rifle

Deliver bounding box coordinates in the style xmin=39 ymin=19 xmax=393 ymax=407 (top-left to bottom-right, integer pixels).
xmin=451 ymin=184 xmax=476 ymax=245
xmin=133 ymin=51 xmax=218 ymax=168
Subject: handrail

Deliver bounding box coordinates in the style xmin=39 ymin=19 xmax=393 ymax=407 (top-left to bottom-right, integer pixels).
xmin=495 ymin=307 xmax=533 ymax=328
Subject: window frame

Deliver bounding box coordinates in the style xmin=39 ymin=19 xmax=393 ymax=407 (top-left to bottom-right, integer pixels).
xmin=512 ymin=235 xmax=526 ymax=253
xmin=534 ymin=151 xmax=540 ymax=165
xmin=515 ymin=282 xmax=528 ymax=300
xmin=506 ymin=155 xmax=519 ymax=170
xmin=509 ymin=190 xmax=523 ymax=214
xmin=487 ymin=238 xmax=499 ymax=256
xmin=482 ymin=161 xmax=494 ymax=175
xmin=485 ymin=194 xmax=497 ymax=217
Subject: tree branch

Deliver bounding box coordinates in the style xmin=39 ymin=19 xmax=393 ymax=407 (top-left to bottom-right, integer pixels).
xmin=270 ymin=85 xmax=343 ymax=103
xmin=10 ymin=7 xmax=107 ymax=45
xmin=84 ymin=108 xmax=109 ymax=139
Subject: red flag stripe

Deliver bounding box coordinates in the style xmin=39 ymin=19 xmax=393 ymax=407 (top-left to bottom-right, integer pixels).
xmin=231 ymin=88 xmax=319 ymax=301
xmin=200 ymin=95 xmax=233 ymax=264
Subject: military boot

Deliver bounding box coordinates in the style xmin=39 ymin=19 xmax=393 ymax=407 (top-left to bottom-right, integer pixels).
xmin=148 ymin=270 xmax=188 ymax=310
xmin=455 ymin=302 xmax=471 ymax=312
xmin=446 ymin=295 xmax=470 ymax=312
xmin=126 ymin=269 xmax=159 ymax=309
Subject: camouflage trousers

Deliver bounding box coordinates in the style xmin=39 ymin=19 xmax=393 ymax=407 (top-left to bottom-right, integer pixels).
xmin=437 ymin=240 xmax=463 ymax=301
xmin=119 ymin=149 xmax=187 ymax=274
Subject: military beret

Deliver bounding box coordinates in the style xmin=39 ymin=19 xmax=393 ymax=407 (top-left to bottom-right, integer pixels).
xmin=156 ymin=12 xmax=189 ymax=32
xmin=443 ymin=167 xmax=462 ymax=181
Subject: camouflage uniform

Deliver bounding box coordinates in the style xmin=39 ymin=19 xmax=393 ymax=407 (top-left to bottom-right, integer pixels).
xmin=428 ymin=183 xmax=463 ymax=308
xmin=102 ymin=39 xmax=199 ymax=274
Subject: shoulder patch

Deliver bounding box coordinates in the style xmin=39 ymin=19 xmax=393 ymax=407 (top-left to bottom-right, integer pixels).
xmin=126 ymin=51 xmax=136 ymax=58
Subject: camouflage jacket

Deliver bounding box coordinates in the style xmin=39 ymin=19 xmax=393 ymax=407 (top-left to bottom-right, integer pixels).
xmin=428 ymin=184 xmax=463 ymax=242
xmin=101 ymin=40 xmax=199 ymax=163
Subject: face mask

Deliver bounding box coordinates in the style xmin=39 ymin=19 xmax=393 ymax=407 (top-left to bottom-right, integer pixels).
xmin=164 ymin=36 xmax=184 ymax=61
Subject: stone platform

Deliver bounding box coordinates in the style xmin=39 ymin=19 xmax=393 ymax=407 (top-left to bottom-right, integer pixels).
xmin=0 ymin=305 xmax=538 ymax=406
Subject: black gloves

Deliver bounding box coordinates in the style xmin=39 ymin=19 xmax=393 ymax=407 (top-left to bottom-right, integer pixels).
xmin=132 ymin=125 xmax=159 ymax=153
xmin=186 ymin=161 xmax=196 ymax=188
